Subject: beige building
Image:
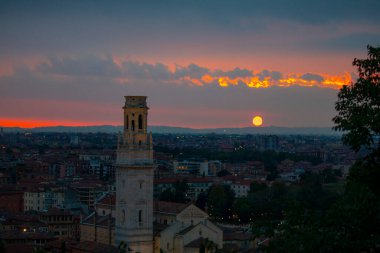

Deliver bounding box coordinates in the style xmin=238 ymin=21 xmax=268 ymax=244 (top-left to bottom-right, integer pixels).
xmin=38 ymin=208 xmax=77 ymax=240
xmin=80 ymin=213 xmax=115 ymax=245
xmin=80 ymin=193 xmax=116 ymax=245
xmin=80 ymin=199 xmax=223 ymax=252
xmin=24 ymin=186 xmax=65 ymax=211
xmin=95 ymin=193 xmax=116 ymax=217
xmin=154 ymin=201 xmax=223 ymax=253
xmin=115 ymin=96 xmax=155 ymax=253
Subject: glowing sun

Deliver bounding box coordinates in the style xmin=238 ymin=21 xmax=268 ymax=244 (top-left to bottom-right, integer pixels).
xmin=252 ymin=116 xmax=263 ymax=127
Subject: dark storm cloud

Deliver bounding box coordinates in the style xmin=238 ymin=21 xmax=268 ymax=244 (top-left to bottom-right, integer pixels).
xmin=34 ymin=56 xmax=175 ymax=81
xmin=301 ymin=73 xmax=324 ymax=82
xmin=37 ymin=56 xmax=122 ymax=77
xmin=2 ymin=0 xmax=379 ymax=24
xmin=214 ymin=68 xmax=253 ymax=79
xmin=174 ymin=64 xmax=210 ymax=79
xmin=257 ymin=70 xmax=283 ymax=81
xmin=122 ymin=61 xmax=172 ymax=81
xmin=1 ymin=0 xmax=379 ymax=57
xmin=309 ymin=32 xmax=380 ymax=51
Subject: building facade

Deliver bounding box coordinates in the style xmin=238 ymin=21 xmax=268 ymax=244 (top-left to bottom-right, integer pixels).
xmin=115 ymin=96 xmax=154 ymax=253
xmin=24 ymin=186 xmax=65 ymax=212
xmin=154 ymin=202 xmax=223 ymax=253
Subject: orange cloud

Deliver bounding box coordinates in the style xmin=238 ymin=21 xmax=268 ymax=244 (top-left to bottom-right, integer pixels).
xmin=215 ymin=72 xmax=351 ymax=89
xmin=322 ymin=72 xmax=352 ymax=88
xmin=201 ymin=74 xmax=214 ymax=83
xmin=247 ymin=77 xmax=270 ymax=88
xmin=218 ymin=77 xmax=229 ymax=87
xmin=218 ymin=76 xmax=241 ymax=87
xmin=1 ymin=56 xmax=353 ymax=90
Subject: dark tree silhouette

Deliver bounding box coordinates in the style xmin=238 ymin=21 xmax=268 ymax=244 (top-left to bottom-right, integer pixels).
xmin=261 ymin=46 xmax=380 ymax=253
xmin=333 ymin=45 xmax=380 ymax=162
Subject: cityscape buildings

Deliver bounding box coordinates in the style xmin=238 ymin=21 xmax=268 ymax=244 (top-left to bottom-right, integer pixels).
xmin=0 ymin=107 xmax=357 ymax=252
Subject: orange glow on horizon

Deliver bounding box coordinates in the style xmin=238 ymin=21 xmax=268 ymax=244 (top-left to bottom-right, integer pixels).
xmin=0 ymin=118 xmax=118 ymax=129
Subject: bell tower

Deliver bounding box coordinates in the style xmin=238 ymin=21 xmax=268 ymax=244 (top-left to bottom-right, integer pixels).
xmin=115 ymin=96 xmax=154 ymax=253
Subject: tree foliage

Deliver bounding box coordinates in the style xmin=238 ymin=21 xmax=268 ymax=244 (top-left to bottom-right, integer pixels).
xmin=207 ymin=185 xmax=235 ymax=221
xmin=266 ymin=183 xmax=380 ymax=253
xmin=158 ymin=179 xmax=189 ymax=203
xmin=259 ymin=46 xmax=380 ymax=252
xmin=195 ymin=192 xmax=207 ymax=210
xmin=333 ymin=45 xmax=380 ymax=161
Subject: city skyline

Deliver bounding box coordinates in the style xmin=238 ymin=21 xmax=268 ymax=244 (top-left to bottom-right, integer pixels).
xmin=1 ymin=0 xmax=380 ymax=128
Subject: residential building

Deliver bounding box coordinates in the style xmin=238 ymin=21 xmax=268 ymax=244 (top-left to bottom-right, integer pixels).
xmin=23 ymin=186 xmax=65 ymax=212
xmin=39 ymin=208 xmax=78 ymax=240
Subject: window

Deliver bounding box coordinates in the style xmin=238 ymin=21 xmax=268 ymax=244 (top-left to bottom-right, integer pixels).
xmin=138 ymin=114 xmax=143 ymax=129
xmin=138 ymin=210 xmax=142 ymax=224
xmin=122 ymin=209 xmax=126 ymax=224
xmin=139 ymin=181 xmax=143 ymax=189
xmin=131 ymin=120 xmax=135 ymax=131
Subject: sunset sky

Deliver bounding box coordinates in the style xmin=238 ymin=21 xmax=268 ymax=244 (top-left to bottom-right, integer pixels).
xmin=1 ymin=0 xmax=379 ymax=128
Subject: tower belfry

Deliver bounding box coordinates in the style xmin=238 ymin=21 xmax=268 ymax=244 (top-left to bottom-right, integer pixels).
xmin=115 ymin=96 xmax=154 ymax=253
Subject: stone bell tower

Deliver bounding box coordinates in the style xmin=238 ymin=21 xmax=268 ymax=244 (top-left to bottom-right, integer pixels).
xmin=115 ymin=96 xmax=154 ymax=253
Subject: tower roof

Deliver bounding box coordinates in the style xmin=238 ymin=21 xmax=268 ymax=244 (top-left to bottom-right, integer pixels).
xmin=123 ymin=96 xmax=147 ymax=108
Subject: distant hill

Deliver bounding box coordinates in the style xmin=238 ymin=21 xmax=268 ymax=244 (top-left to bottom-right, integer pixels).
xmin=0 ymin=125 xmax=340 ymax=135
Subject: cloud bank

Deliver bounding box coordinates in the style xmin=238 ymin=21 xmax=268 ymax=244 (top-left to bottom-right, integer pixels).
xmin=0 ymin=56 xmax=347 ymax=128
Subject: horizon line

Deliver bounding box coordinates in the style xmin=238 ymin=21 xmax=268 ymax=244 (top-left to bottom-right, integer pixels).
xmin=0 ymin=124 xmax=335 ymax=130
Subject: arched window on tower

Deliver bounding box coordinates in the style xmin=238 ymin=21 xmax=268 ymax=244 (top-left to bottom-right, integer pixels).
xmin=138 ymin=114 xmax=143 ymax=129
xmin=138 ymin=210 xmax=142 ymax=225
xmin=131 ymin=120 xmax=135 ymax=131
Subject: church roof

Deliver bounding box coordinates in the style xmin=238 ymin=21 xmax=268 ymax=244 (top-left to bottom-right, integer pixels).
xmin=97 ymin=194 xmax=116 ymax=206
xmin=81 ymin=213 xmax=115 ymax=227
xmin=177 ymin=225 xmax=195 ymax=235
xmin=153 ymin=200 xmax=190 ymax=215
xmin=185 ymin=237 xmax=204 ymax=248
